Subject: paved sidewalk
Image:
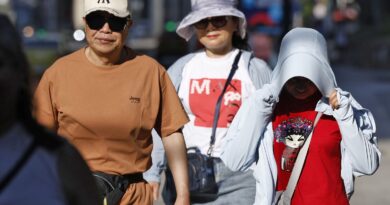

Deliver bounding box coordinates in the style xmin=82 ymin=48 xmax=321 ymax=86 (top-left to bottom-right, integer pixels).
xmin=350 ymin=139 xmax=390 ymax=205
xmin=154 ymin=140 xmax=389 ymax=205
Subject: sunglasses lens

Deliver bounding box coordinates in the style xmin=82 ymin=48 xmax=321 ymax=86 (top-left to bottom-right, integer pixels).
xmin=86 ymin=12 xmax=128 ymax=32
xmin=108 ymin=16 xmax=128 ymax=32
xmin=194 ymin=19 xmax=209 ymax=29
xmin=86 ymin=13 xmax=106 ymax=30
xmin=211 ymin=16 xmax=227 ymax=28
xmin=194 ymin=16 xmax=228 ymax=29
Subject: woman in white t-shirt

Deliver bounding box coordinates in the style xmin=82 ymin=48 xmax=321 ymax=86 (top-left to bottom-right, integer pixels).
xmin=143 ymin=0 xmax=272 ymax=204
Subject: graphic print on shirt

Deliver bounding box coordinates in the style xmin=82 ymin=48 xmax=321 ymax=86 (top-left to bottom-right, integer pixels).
xmin=189 ymin=78 xmax=242 ymax=128
xmin=275 ymin=117 xmax=313 ymax=171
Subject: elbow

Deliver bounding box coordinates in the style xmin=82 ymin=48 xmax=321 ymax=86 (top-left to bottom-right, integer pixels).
xmin=354 ymin=154 xmax=381 ymax=176
xmin=220 ymin=155 xmax=240 ymax=172
xmin=220 ymin=155 xmax=252 ymax=172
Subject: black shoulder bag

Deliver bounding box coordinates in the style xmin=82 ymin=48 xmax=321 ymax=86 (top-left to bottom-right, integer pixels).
xmin=164 ymin=50 xmax=242 ymax=203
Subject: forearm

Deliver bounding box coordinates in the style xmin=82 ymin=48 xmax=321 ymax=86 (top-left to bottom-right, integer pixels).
xmin=336 ymin=107 xmax=380 ymax=175
xmin=333 ymin=89 xmax=380 ymax=175
xmin=221 ymin=86 xmax=276 ymax=171
xmin=162 ymin=131 xmax=190 ymax=202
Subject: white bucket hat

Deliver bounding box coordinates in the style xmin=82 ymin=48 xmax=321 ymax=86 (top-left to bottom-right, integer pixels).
xmin=84 ymin=0 xmax=131 ymax=18
xmin=176 ymin=0 xmax=247 ymax=41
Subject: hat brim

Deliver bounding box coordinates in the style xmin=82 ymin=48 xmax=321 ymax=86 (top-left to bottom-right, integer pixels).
xmin=84 ymin=8 xmax=130 ymax=18
xmin=176 ymin=7 xmax=247 ymax=41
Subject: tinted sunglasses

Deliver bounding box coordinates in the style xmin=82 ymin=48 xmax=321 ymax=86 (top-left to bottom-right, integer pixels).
xmin=85 ymin=11 xmax=130 ymax=32
xmin=193 ymin=16 xmax=228 ymax=30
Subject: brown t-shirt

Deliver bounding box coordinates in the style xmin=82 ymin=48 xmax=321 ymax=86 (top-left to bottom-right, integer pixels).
xmin=34 ymin=47 xmax=189 ymax=175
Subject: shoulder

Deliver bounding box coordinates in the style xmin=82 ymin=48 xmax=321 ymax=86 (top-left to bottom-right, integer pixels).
xmin=167 ymin=51 xmax=202 ymax=80
xmin=240 ymin=50 xmax=272 ymax=88
xmin=242 ymin=51 xmax=270 ymax=71
xmin=167 ymin=52 xmax=198 ymax=74
xmin=42 ymin=49 xmax=85 ymax=78
xmin=126 ymin=49 xmax=166 ymax=74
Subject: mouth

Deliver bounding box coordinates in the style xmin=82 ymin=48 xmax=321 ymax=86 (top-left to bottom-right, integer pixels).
xmin=96 ymin=38 xmax=115 ymax=44
xmin=206 ymin=34 xmax=220 ymax=39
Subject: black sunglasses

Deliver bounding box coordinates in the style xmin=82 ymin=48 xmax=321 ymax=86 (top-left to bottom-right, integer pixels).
xmin=193 ymin=16 xmax=228 ymax=30
xmin=85 ymin=11 xmax=130 ymax=32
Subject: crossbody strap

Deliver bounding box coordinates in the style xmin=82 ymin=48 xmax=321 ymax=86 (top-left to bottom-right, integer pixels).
xmin=0 ymin=139 xmax=37 ymax=193
xmin=280 ymin=112 xmax=323 ymax=205
xmin=207 ymin=50 xmax=242 ymax=156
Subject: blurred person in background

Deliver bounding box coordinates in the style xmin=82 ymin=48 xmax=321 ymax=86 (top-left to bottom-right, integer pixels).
xmin=249 ymin=31 xmax=277 ymax=68
xmin=33 ymin=0 xmax=190 ymax=205
xmin=0 ymin=14 xmax=99 ymax=205
xmin=221 ymin=27 xmax=380 ymax=205
xmin=144 ymin=0 xmax=271 ymax=204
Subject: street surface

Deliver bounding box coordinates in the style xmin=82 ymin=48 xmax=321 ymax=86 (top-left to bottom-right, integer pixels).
xmin=154 ymin=65 xmax=390 ymax=205
xmin=334 ymin=65 xmax=390 ymax=205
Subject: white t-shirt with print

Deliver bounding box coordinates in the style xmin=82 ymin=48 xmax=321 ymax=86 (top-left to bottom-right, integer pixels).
xmin=178 ymin=49 xmax=256 ymax=157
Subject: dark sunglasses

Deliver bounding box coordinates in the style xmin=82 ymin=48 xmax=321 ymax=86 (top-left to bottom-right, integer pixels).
xmin=85 ymin=11 xmax=130 ymax=32
xmin=193 ymin=16 xmax=228 ymax=30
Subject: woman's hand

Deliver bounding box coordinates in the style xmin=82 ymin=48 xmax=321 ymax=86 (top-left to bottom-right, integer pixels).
xmin=329 ymin=89 xmax=340 ymax=110
xmin=149 ymin=182 xmax=160 ymax=200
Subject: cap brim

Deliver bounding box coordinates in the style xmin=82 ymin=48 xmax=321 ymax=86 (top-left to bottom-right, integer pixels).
xmin=84 ymin=8 xmax=130 ymax=18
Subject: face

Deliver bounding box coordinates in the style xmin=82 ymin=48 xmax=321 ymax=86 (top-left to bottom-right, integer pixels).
xmin=84 ymin=11 xmax=131 ymax=56
xmin=285 ymin=134 xmax=305 ymax=148
xmin=285 ymin=77 xmax=318 ymax=100
xmin=250 ymin=33 xmax=273 ymax=62
xmin=194 ymin=16 xmax=238 ymax=56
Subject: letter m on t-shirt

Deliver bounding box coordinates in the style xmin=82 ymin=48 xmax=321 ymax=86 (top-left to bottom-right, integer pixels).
xmin=189 ymin=78 xmax=242 ymax=128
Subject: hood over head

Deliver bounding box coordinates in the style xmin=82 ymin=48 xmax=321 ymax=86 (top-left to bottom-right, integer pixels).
xmin=272 ymin=27 xmax=337 ymax=97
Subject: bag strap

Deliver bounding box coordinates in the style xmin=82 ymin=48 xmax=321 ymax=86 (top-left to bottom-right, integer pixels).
xmin=280 ymin=112 xmax=323 ymax=205
xmin=0 ymin=139 xmax=37 ymax=193
xmin=207 ymin=50 xmax=242 ymax=157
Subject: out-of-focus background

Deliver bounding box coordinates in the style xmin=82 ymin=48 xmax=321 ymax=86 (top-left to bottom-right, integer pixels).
xmin=1 ymin=0 xmax=389 ymax=204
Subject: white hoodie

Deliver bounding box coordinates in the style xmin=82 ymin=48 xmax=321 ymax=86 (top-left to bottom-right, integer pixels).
xmin=221 ymin=27 xmax=381 ymax=205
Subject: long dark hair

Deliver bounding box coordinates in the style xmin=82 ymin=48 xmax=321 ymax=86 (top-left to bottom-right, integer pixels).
xmin=232 ymin=17 xmax=250 ymax=51
xmin=0 ymin=14 xmax=62 ymax=149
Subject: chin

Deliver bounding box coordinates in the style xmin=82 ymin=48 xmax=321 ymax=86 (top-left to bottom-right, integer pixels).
xmin=95 ymin=45 xmax=117 ymax=54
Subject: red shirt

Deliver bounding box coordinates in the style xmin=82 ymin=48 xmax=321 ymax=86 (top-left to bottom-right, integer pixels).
xmin=272 ymin=90 xmax=349 ymax=205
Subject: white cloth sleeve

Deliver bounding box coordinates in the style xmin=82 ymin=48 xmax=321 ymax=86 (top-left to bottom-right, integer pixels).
xmin=143 ymin=130 xmax=166 ymax=183
xmin=333 ymin=88 xmax=381 ymax=176
xmin=221 ymin=84 xmax=278 ymax=171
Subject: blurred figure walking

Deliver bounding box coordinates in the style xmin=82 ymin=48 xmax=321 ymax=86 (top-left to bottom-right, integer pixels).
xmin=0 ymin=14 xmax=100 ymax=205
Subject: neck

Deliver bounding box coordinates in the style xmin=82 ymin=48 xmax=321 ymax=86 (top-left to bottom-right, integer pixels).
xmin=205 ymin=45 xmax=234 ymax=58
xmin=85 ymin=47 xmax=126 ymax=67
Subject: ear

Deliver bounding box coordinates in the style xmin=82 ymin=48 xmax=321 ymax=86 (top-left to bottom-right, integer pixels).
xmin=126 ymin=19 xmax=133 ymax=29
xmin=83 ymin=17 xmax=88 ymax=32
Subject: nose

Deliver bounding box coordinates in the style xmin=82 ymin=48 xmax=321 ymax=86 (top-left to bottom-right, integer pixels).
xmin=100 ymin=22 xmax=112 ymax=33
xmin=205 ymin=21 xmax=216 ymax=31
